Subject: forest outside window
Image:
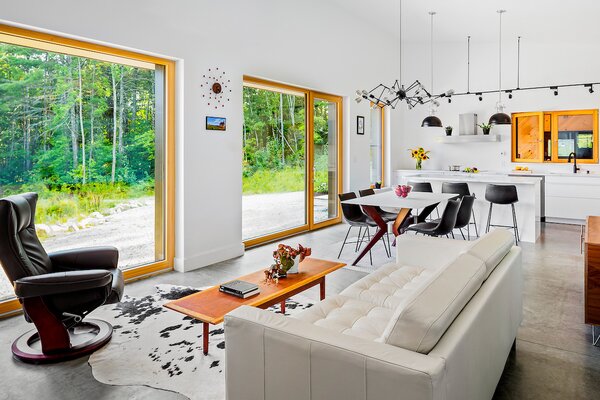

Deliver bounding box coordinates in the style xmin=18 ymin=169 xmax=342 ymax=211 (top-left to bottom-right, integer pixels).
xmin=0 ymin=25 xmax=175 ymax=304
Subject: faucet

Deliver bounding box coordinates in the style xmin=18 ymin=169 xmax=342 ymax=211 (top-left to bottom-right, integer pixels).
xmin=568 ymin=152 xmax=580 ymax=174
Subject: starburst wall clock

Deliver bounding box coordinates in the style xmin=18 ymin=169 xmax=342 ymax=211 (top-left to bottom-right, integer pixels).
xmin=201 ymin=67 xmax=231 ymax=110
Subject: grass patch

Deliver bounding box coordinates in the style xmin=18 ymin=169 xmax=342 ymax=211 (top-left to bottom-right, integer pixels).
xmin=243 ymin=167 xmax=327 ymax=195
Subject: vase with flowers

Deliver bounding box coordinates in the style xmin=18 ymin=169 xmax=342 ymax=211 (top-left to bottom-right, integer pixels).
xmin=270 ymin=244 xmax=311 ymax=278
xmin=409 ymin=147 xmax=430 ymax=170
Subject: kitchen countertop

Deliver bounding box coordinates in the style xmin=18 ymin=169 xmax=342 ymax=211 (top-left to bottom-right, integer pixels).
xmin=397 ymin=170 xmax=542 ymax=185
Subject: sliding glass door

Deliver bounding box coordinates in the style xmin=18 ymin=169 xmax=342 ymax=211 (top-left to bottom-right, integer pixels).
xmin=0 ymin=25 xmax=175 ymax=309
xmin=242 ymin=78 xmax=342 ymax=246
xmin=311 ymin=94 xmax=341 ymax=226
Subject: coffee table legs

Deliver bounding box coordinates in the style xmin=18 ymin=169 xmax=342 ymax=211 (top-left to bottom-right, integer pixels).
xmin=203 ymin=322 xmax=209 ymax=355
xmin=320 ymin=278 xmax=326 ymax=300
xmin=280 ymin=301 xmax=286 ymax=314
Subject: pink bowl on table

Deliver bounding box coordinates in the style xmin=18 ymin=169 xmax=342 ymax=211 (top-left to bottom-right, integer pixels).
xmin=394 ymin=185 xmax=412 ymax=198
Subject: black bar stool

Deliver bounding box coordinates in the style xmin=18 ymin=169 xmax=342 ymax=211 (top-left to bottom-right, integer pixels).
xmin=441 ymin=182 xmax=479 ymax=239
xmin=485 ymin=184 xmax=520 ymax=243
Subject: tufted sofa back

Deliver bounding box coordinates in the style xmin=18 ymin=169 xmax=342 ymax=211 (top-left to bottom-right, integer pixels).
xmin=0 ymin=192 xmax=53 ymax=283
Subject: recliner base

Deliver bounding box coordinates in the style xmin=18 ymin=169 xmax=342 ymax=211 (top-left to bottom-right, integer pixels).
xmin=12 ymin=318 xmax=113 ymax=364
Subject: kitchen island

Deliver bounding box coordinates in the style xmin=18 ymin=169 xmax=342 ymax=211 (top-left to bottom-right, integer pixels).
xmin=395 ymin=170 xmax=542 ymax=243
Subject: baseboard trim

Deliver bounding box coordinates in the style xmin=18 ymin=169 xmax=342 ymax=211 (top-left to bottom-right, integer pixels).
xmin=174 ymin=243 xmax=244 ymax=272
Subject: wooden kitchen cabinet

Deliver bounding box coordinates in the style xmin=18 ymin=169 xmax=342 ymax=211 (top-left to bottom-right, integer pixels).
xmin=584 ymin=216 xmax=600 ymax=333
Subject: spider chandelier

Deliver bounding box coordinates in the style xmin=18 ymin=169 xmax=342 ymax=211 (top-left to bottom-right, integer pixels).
xmin=354 ymin=1 xmax=453 ymax=112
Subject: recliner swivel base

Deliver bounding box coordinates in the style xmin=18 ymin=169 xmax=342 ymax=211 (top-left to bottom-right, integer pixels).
xmin=12 ymin=318 xmax=113 ymax=364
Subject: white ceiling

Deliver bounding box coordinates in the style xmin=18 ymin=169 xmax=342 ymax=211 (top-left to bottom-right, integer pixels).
xmin=330 ymin=0 xmax=600 ymax=43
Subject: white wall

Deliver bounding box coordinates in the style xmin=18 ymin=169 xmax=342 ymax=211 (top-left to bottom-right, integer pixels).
xmin=394 ymin=39 xmax=600 ymax=178
xmin=1 ymin=0 xmax=400 ymax=271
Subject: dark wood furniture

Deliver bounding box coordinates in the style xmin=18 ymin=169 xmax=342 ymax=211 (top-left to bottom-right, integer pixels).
xmin=585 ymin=216 xmax=600 ymax=345
xmin=164 ymin=258 xmax=345 ymax=355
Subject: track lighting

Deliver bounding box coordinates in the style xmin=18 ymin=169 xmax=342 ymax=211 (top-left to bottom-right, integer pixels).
xmin=551 ymin=86 xmax=558 ymax=96
xmin=477 ymin=93 xmax=483 ymax=101
xmin=448 ymin=97 xmax=452 ymax=103
xmin=586 ymin=84 xmax=594 ymax=94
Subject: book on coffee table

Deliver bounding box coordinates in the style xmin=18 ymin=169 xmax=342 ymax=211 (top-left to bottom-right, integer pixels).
xmin=219 ymin=280 xmax=260 ymax=298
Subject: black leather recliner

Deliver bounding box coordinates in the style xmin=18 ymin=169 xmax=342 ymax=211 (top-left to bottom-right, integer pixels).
xmin=0 ymin=192 xmax=124 ymax=363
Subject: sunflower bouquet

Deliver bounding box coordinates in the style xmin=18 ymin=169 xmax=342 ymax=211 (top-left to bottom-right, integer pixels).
xmin=409 ymin=147 xmax=430 ymax=170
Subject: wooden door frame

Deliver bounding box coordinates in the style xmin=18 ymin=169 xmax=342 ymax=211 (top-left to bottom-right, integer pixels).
xmin=242 ymin=76 xmax=343 ymax=247
xmin=0 ymin=24 xmax=176 ymax=317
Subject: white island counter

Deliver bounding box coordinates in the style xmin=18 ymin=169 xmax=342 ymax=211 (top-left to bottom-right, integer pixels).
xmin=395 ymin=170 xmax=542 ymax=243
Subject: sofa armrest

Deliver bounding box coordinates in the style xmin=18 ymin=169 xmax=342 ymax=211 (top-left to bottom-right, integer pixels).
xmin=14 ymin=270 xmax=112 ymax=298
xmin=225 ymin=306 xmax=446 ymax=400
xmin=49 ymin=246 xmax=119 ymax=271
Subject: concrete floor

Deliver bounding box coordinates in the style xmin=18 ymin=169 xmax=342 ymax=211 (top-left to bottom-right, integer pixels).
xmin=0 ymin=222 xmax=599 ymax=399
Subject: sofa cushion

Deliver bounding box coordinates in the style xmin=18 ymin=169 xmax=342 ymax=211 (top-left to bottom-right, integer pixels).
xmin=341 ymin=264 xmax=434 ymax=310
xmin=467 ymin=229 xmax=514 ymax=280
xmin=380 ymin=253 xmax=486 ymax=354
xmin=293 ymin=295 xmax=395 ymax=341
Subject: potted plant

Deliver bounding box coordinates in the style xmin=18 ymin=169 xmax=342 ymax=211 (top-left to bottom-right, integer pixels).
xmin=409 ymin=147 xmax=430 ymax=170
xmin=271 ymin=244 xmax=311 ymax=276
xmin=478 ymin=122 xmax=492 ymax=135
xmin=445 ymin=126 xmax=453 ymax=136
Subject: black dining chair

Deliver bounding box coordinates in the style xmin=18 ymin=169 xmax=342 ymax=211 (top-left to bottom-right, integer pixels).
xmin=338 ymin=192 xmax=390 ymax=264
xmin=406 ymin=198 xmax=461 ymax=238
xmin=408 ymin=181 xmax=439 ymax=220
xmin=485 ymin=184 xmax=520 ymax=243
xmin=441 ymin=182 xmax=479 ymax=238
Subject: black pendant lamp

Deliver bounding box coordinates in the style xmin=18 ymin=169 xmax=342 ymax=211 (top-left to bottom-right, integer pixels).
xmin=421 ymin=11 xmax=443 ymax=128
xmin=421 ymin=115 xmax=443 ymax=127
xmin=489 ymin=10 xmax=511 ymax=125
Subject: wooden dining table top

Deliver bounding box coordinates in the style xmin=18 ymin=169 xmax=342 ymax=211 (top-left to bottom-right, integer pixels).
xmin=163 ymin=257 xmax=345 ymax=324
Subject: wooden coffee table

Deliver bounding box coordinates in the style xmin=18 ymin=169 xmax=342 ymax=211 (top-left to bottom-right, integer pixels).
xmin=164 ymin=257 xmax=345 ymax=355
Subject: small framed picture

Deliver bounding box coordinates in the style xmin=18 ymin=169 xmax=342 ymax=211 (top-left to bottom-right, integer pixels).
xmin=206 ymin=116 xmax=226 ymax=131
xmin=357 ymin=116 xmax=365 ymax=135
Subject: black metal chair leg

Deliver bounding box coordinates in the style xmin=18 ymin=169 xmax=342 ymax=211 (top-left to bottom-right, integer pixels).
xmin=472 ymin=210 xmax=479 ymax=237
xmin=381 ymin=228 xmax=391 ymax=258
xmin=467 ymin=223 xmax=470 ymax=240
xmin=511 ymin=204 xmax=520 ymax=244
xmin=355 ymin=226 xmax=363 ymax=252
xmin=486 ymin=203 xmax=493 ymax=233
xmin=365 ymin=228 xmax=373 ymax=265
xmin=451 ymin=231 xmax=455 ymax=239
xmin=338 ymin=226 xmax=352 ymax=259
xmin=386 ymin=231 xmax=392 ymax=257
xmin=460 ymin=228 xmax=466 ymax=240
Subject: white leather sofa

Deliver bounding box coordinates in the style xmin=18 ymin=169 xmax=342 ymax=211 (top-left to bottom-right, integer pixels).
xmin=224 ymin=229 xmax=522 ymax=400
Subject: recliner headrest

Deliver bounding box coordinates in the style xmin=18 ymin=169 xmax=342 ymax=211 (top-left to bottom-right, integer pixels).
xmin=1 ymin=192 xmax=37 ymax=232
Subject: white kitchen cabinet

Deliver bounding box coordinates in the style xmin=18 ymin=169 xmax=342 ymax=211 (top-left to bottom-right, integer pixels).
xmin=545 ymin=175 xmax=600 ymax=220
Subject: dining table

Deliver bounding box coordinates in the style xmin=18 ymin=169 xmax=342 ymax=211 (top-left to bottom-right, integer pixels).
xmin=340 ymin=190 xmax=457 ymax=265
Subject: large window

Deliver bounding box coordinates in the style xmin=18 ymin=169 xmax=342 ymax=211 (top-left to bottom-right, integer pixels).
xmin=242 ymin=77 xmax=342 ymax=246
xmin=0 ymin=25 xmax=175 ymax=310
xmin=369 ymin=105 xmax=384 ymax=185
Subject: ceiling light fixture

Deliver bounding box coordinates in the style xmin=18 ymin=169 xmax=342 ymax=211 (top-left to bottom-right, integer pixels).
xmin=488 ymin=10 xmax=511 ymax=125
xmin=422 ymin=11 xmax=443 ymax=128
xmin=355 ymin=1 xmax=451 ymax=110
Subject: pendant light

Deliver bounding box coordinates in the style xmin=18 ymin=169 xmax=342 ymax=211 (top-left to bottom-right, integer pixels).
xmin=489 ymin=10 xmax=511 ymax=125
xmin=422 ymin=11 xmax=443 ymax=128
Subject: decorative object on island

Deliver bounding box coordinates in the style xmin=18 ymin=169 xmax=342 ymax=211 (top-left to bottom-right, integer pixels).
xmin=394 ymin=184 xmax=412 ymax=198
xmin=200 ymin=67 xmax=231 ymax=110
xmin=375 ymin=181 xmax=382 ymax=189
xmin=356 ymin=115 xmax=365 ymax=135
xmin=462 ymin=167 xmax=479 ymax=173
xmin=409 ymin=147 xmax=430 ymax=170
xmin=206 ymin=116 xmax=226 ymax=131
xmin=478 ymin=122 xmax=492 ymax=135
xmin=270 ymin=244 xmax=312 ymax=277
xmin=445 ymin=126 xmax=453 ymax=136
xmin=421 ymin=11 xmax=444 ymax=128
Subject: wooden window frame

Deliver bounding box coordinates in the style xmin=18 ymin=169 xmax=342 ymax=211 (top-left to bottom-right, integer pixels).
xmin=511 ymin=109 xmax=599 ymax=164
xmin=242 ymin=76 xmax=343 ymax=248
xmin=0 ymin=24 xmax=176 ymax=317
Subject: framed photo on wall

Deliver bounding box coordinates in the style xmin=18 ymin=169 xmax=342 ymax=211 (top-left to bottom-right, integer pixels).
xmin=206 ymin=116 xmax=227 ymax=131
xmin=357 ymin=116 xmax=365 ymax=135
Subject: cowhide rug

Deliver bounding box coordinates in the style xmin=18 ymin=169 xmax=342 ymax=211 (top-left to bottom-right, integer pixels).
xmin=88 ymin=284 xmax=314 ymax=400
